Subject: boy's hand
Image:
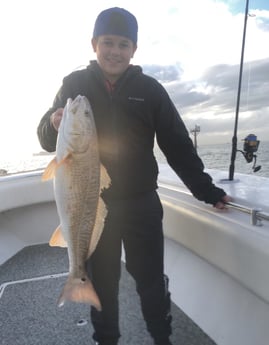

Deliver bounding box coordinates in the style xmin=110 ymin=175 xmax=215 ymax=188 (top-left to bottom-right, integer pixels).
xmin=50 ymin=108 xmax=64 ymax=131
xmin=214 ymin=195 xmax=232 ymax=210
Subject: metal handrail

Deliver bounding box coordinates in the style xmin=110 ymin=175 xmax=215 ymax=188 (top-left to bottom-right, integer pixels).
xmin=226 ymin=202 xmax=269 ymax=226
xmin=158 ymin=182 xmax=269 ymax=227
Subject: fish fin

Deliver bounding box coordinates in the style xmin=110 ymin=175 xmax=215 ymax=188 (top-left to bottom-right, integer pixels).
xmin=88 ymin=196 xmax=108 ymax=256
xmin=42 ymin=153 xmax=73 ymax=181
xmin=59 ymin=152 xmax=73 ymax=165
xmin=42 ymin=157 xmax=57 ymax=181
xmin=100 ymin=164 xmax=111 ymax=190
xmin=57 ymin=276 xmax=102 ymax=311
xmin=87 ymin=165 xmax=110 ymax=256
xmin=49 ymin=225 xmax=67 ymax=247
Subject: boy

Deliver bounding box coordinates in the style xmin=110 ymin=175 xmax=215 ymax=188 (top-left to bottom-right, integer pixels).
xmin=37 ymin=7 xmax=230 ymax=345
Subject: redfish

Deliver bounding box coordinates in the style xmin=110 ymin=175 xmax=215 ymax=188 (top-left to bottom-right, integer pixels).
xmin=43 ymin=95 xmax=110 ymax=311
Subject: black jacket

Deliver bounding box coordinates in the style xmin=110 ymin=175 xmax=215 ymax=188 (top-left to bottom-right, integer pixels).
xmin=37 ymin=61 xmax=226 ymax=204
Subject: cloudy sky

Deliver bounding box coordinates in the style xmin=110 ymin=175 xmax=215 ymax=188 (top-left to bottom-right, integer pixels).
xmin=0 ymin=0 xmax=268 ymax=158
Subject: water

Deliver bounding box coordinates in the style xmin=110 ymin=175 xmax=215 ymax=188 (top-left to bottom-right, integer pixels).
xmin=0 ymin=153 xmax=54 ymax=175
xmin=154 ymin=140 xmax=269 ymax=178
xmin=1 ymin=141 xmax=268 ymax=178
xmin=198 ymin=141 xmax=269 ymax=178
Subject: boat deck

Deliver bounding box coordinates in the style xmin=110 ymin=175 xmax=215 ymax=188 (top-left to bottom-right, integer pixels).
xmin=0 ymin=244 xmax=216 ymax=345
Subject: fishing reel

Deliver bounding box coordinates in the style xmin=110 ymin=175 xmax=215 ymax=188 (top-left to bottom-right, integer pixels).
xmin=237 ymin=134 xmax=261 ymax=172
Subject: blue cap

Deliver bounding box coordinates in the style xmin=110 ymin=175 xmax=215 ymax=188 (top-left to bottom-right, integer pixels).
xmin=93 ymin=7 xmax=138 ymax=44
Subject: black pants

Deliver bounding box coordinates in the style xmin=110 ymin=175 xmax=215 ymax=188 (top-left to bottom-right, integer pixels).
xmin=87 ymin=191 xmax=172 ymax=345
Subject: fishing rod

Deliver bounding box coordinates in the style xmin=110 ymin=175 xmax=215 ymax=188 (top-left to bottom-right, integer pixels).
xmin=228 ymin=0 xmax=249 ymax=181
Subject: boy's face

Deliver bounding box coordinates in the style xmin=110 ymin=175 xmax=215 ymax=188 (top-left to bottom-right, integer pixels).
xmin=92 ymin=35 xmax=137 ymax=83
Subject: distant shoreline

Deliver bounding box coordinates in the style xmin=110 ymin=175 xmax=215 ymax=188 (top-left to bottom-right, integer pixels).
xmin=33 ymin=151 xmax=55 ymax=156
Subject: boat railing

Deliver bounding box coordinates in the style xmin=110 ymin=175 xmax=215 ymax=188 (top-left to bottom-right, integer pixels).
xmin=227 ymin=202 xmax=269 ymax=226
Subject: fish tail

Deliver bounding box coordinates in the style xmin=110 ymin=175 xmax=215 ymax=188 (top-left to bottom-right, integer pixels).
xmin=57 ymin=276 xmax=102 ymax=311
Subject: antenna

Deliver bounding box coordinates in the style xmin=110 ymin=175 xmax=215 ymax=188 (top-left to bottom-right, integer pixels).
xmin=228 ymin=0 xmax=249 ymax=181
xmin=190 ymin=125 xmax=200 ymax=150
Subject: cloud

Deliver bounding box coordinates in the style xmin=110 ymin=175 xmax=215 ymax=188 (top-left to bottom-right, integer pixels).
xmin=196 ymin=57 xmax=269 ymax=113
xmin=142 ymin=63 xmax=183 ymax=83
xmin=165 ymin=57 xmax=268 ymax=115
xmin=206 ymin=58 xmax=267 ymax=108
xmin=252 ymin=9 xmax=269 ymax=31
xmin=143 ymin=56 xmax=269 ymax=144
